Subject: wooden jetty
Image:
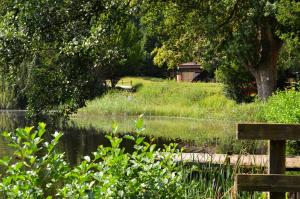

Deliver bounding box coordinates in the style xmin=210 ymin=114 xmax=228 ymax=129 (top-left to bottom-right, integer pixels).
xmin=177 ymin=153 xmax=300 ymax=170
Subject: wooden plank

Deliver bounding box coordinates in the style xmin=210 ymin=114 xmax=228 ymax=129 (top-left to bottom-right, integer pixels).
xmin=237 ymin=123 xmax=300 ymax=140
xmin=269 ymin=140 xmax=286 ymax=199
xmin=236 ymin=174 xmax=300 ymax=192
xmin=269 ymin=141 xmax=286 ymax=174
xmin=177 ymin=153 xmax=300 ymax=170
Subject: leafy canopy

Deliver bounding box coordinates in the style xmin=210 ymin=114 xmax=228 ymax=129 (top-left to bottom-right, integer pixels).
xmin=0 ymin=0 xmax=145 ymax=117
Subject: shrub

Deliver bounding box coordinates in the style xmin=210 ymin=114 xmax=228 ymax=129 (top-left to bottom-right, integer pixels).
xmin=215 ymin=64 xmax=255 ymax=103
xmin=263 ymin=90 xmax=300 ymax=123
xmin=0 ymin=119 xmax=191 ymax=198
xmin=0 ymin=118 xmax=267 ymax=198
xmin=263 ymin=90 xmax=300 ymax=155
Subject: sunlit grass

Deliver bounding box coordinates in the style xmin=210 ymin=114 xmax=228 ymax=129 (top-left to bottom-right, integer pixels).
xmin=78 ymin=77 xmax=263 ymax=122
xmin=74 ymin=77 xmax=265 ymax=153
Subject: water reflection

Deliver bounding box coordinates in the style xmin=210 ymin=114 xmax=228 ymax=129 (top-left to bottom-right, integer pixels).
xmin=0 ymin=111 xmax=27 ymax=131
xmin=60 ymin=125 xmax=179 ymax=165
xmin=0 ymin=111 xmax=267 ymax=166
xmin=0 ymin=112 xmax=189 ymax=165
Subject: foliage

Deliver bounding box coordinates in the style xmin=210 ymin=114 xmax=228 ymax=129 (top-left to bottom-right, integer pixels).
xmin=215 ymin=63 xmax=255 ymax=103
xmin=0 ymin=119 xmax=266 ymax=198
xmin=264 ymin=90 xmax=300 ymax=124
xmin=0 ymin=119 xmax=195 ymax=198
xmin=0 ymin=77 xmax=16 ymax=109
xmin=263 ymin=90 xmax=300 ymax=155
xmin=0 ymin=0 xmax=147 ymax=117
xmin=277 ymin=40 xmax=300 ymax=73
xmin=140 ymin=0 xmax=300 ymax=100
xmin=1 ymin=0 xmax=300 ymax=113
xmin=276 ymin=35 xmax=300 ymax=89
xmin=277 ymin=0 xmax=300 ymax=39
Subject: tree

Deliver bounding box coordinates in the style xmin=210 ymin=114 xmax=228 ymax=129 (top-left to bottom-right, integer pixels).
xmin=81 ymin=21 xmax=145 ymax=87
xmin=0 ymin=0 xmax=141 ymax=117
xmin=141 ymin=0 xmax=300 ymax=100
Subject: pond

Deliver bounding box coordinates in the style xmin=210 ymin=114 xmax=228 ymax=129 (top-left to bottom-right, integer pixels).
xmin=0 ymin=111 xmax=266 ymax=166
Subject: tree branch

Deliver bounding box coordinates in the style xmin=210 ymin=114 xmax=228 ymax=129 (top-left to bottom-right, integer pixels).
xmin=217 ymin=0 xmax=241 ymax=30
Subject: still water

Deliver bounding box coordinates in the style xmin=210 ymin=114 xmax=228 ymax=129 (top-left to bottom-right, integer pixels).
xmin=1 ymin=111 xmax=261 ymax=166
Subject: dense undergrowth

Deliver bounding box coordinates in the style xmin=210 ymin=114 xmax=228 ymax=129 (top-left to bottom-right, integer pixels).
xmin=0 ymin=119 xmax=263 ymax=198
xmin=263 ymin=90 xmax=300 ymax=155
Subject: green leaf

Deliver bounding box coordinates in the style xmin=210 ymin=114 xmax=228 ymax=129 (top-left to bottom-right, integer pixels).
xmin=149 ymin=144 xmax=156 ymax=152
xmin=135 ymin=137 xmax=144 ymax=145
xmin=112 ymin=122 xmax=119 ymax=134
xmin=124 ymin=135 xmax=135 ymax=141
xmin=24 ymin=126 xmax=34 ymax=134
xmin=38 ymin=122 xmax=46 ymax=137
xmin=38 ymin=122 xmax=46 ymax=130
xmin=135 ymin=116 xmax=144 ymax=131
xmin=2 ymin=131 xmax=10 ymax=138
xmin=0 ymin=156 xmax=10 ymax=167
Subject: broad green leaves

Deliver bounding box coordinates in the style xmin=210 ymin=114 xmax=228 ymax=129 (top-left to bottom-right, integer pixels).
xmin=0 ymin=120 xmax=189 ymax=198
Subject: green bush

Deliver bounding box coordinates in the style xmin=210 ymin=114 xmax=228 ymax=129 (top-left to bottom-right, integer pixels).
xmin=0 ymin=119 xmax=265 ymax=198
xmin=215 ymin=64 xmax=255 ymax=103
xmin=263 ymin=90 xmax=300 ymax=155
xmin=263 ymin=90 xmax=300 ymax=123
xmin=0 ymin=119 xmax=192 ymax=198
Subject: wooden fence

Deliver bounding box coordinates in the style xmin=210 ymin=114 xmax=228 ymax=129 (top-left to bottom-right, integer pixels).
xmin=235 ymin=123 xmax=300 ymax=199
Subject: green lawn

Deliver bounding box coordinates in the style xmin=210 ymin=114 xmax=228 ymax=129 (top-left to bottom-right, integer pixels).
xmin=77 ymin=77 xmax=263 ymax=122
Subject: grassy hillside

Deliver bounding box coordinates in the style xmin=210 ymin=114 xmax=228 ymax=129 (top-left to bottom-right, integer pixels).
xmin=77 ymin=77 xmax=263 ymax=122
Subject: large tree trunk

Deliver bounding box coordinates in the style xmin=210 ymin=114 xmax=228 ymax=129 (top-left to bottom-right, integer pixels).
xmin=253 ymin=53 xmax=279 ymax=101
xmin=248 ymin=23 xmax=282 ymax=101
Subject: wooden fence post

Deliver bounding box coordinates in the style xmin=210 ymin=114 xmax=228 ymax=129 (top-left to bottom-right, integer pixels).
xmin=235 ymin=123 xmax=300 ymax=199
xmin=269 ymin=140 xmax=286 ymax=199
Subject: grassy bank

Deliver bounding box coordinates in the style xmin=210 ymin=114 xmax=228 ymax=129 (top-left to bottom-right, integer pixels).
xmin=77 ymin=77 xmax=264 ymax=122
xmin=75 ymin=77 xmax=266 ymax=154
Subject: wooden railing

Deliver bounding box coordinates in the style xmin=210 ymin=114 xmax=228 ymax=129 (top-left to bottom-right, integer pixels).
xmin=235 ymin=123 xmax=300 ymax=199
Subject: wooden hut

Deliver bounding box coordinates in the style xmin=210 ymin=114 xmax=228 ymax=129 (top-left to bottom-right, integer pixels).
xmin=176 ymin=62 xmax=202 ymax=82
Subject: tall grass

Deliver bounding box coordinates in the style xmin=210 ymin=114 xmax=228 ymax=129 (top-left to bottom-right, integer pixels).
xmin=75 ymin=77 xmax=265 ymax=154
xmin=182 ymin=161 xmax=265 ymax=198
xmin=77 ymin=77 xmax=263 ymax=122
